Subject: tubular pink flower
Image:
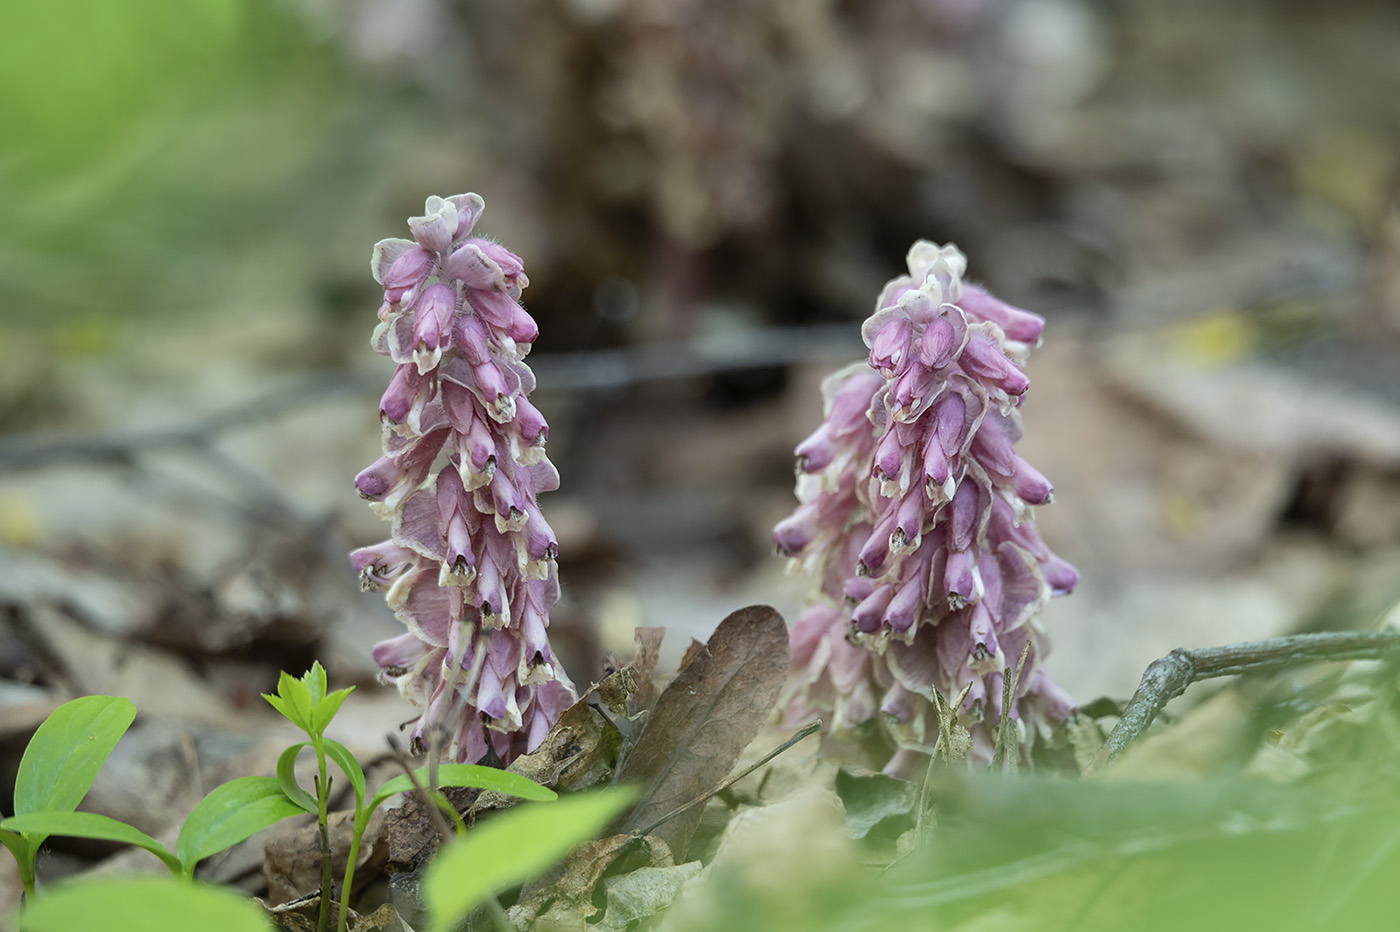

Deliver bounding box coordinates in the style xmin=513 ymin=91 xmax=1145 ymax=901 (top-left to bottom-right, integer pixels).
xmin=354 ymin=194 xmax=576 ymax=765
xmin=776 ymin=241 xmax=1077 ymax=768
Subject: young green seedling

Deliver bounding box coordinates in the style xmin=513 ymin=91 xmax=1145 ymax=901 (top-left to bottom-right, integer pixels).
xmin=1 ymin=697 xmax=309 ymax=889
xmin=266 ymin=662 xmax=559 ymax=932
xmin=262 ymin=661 xmax=351 ymax=932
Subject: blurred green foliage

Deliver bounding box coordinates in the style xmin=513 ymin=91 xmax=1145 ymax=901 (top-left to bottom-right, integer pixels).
xmin=0 ymin=0 xmax=366 ymax=326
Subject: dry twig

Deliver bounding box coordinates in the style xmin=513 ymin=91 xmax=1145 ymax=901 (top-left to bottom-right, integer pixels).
xmin=1087 ymin=630 xmax=1400 ymax=773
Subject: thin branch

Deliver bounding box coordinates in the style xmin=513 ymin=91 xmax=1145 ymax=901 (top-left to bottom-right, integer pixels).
xmin=1087 ymin=630 xmax=1400 ymax=773
xmin=632 ymin=720 xmax=822 ymax=839
xmin=0 ymin=325 xmax=861 ymax=472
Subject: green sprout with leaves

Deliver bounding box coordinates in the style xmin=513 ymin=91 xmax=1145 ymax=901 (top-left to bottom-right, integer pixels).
xmin=263 ymin=660 xmax=564 ymax=932
xmin=5 ymin=667 xmax=614 ymax=932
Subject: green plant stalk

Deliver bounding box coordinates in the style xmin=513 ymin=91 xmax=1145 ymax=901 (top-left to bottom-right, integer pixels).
xmin=337 ymin=808 xmax=369 ymax=932
xmin=17 ymin=841 xmax=36 ymax=903
xmin=313 ymin=738 xmax=333 ymax=932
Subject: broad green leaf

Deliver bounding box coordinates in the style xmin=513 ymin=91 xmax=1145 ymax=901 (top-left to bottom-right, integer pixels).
xmin=422 ymin=786 xmax=636 ymax=932
xmin=175 ymin=776 xmax=306 ymax=875
xmin=16 ymin=875 xmax=273 ymax=932
xmin=310 ymin=686 xmax=353 ymax=735
xmin=371 ymin=763 xmax=557 ymax=813
xmin=275 ymin=744 xmax=318 ymax=814
xmin=322 ymin=739 xmax=366 ymax=812
xmin=301 ymin=661 xmax=328 ymax=706
xmin=2 ymin=811 xmax=180 ymax=875
xmin=14 ymin=695 xmax=136 ymax=816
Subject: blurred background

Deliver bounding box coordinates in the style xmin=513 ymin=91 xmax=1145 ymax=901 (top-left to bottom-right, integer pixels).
xmin=4 ymin=0 xmax=1400 ymax=825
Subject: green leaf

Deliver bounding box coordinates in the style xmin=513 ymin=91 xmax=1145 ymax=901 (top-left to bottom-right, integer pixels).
xmin=321 ymin=739 xmax=366 ymax=812
xmin=371 ymin=763 xmax=557 ymax=814
xmin=301 ymin=661 xmax=328 ymax=707
xmin=265 ymin=671 xmax=311 ymax=732
xmin=14 ymin=695 xmax=136 ymax=817
xmin=260 ymin=692 xmax=293 ymax=725
xmin=2 ymin=811 xmax=180 ymax=875
xmin=0 ymin=825 xmax=29 ymax=866
xmin=175 ymin=776 xmax=306 ymax=876
xmin=275 ymin=744 xmax=318 ymax=814
xmin=422 ymin=786 xmax=636 ymax=932
xmin=310 ymin=686 xmax=353 ymax=736
xmin=16 ymin=875 xmax=273 ymax=932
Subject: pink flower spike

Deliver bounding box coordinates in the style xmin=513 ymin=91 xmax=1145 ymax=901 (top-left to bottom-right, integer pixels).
xmin=775 ymin=238 xmax=1078 ymax=767
xmin=358 ymin=193 xmax=575 ymax=765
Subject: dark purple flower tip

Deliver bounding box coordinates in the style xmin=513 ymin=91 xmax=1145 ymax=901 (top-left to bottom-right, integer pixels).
xmin=857 ymin=516 xmax=896 ymax=577
xmin=944 ymin=548 xmax=980 ymax=608
xmin=379 ymin=366 xmax=417 ymax=423
xmin=852 ymin=584 xmax=894 ymax=633
xmin=1011 ymin=457 xmax=1054 ymax=505
xmin=795 ymin=426 xmax=836 ymax=473
xmin=353 ymin=456 xmax=400 ymax=501
xmin=507 ymin=307 xmax=539 ymax=345
xmin=844 ymin=576 xmax=875 ymax=604
xmin=873 ymin=426 xmax=907 ymax=483
xmin=1043 ymin=553 xmax=1080 ymax=596
xmin=882 ymin=575 xmax=923 ymax=634
xmin=774 ymin=507 xmax=818 ymax=557
xmin=514 ymin=397 xmax=548 ymax=446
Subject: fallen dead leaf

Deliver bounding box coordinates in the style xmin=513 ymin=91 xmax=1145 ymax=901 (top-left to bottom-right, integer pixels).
xmin=618 ymin=605 xmax=789 ymax=860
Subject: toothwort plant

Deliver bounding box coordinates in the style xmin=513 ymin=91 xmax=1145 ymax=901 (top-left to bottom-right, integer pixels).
xmin=776 ymin=242 xmax=1078 ymax=769
xmin=353 ymin=194 xmax=576 ymax=765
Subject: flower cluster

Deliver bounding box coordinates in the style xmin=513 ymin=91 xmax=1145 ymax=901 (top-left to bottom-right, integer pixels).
xmin=775 ymin=242 xmax=1077 ymax=766
xmin=352 ymin=194 xmax=576 ymax=765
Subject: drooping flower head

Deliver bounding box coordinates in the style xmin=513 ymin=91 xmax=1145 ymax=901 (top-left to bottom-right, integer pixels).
xmin=353 ymin=194 xmax=576 ymax=765
xmin=777 ymin=242 xmax=1077 ymax=767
